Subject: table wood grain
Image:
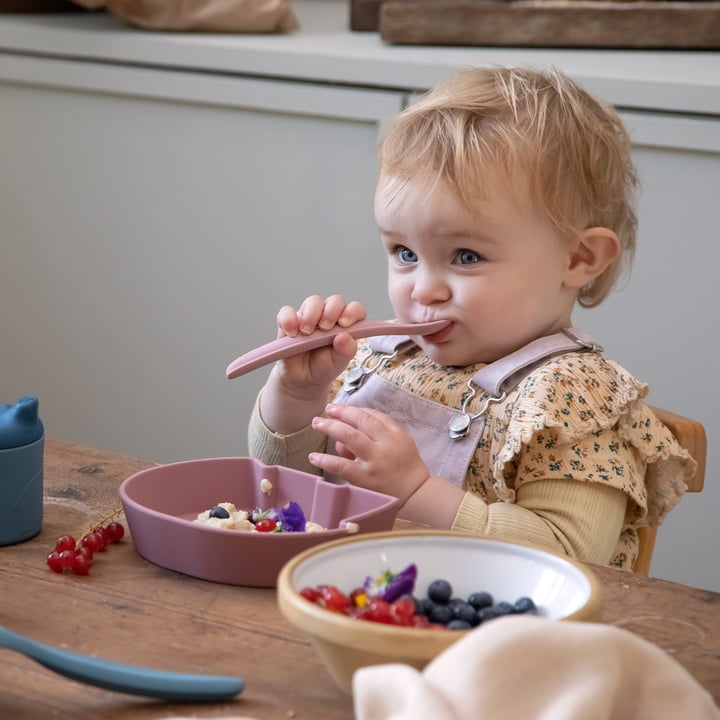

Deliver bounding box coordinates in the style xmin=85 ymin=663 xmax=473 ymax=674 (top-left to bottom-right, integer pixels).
xmin=1 ymin=439 xmax=717 ymax=719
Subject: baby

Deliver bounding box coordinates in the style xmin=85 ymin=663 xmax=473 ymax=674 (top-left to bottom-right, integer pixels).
xmin=248 ymin=67 xmax=695 ymax=570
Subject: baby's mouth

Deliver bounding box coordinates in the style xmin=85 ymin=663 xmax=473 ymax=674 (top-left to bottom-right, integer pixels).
xmin=421 ymin=321 xmax=454 ymax=344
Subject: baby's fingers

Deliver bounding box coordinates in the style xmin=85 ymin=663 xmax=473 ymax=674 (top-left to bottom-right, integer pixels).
xmin=276 ymin=295 xmax=366 ymax=339
xmin=276 ymin=304 xmax=303 ymax=339
xmin=337 ymin=300 xmax=366 ymax=329
xmin=313 ymin=295 xmax=366 ymax=333
xmin=297 ymin=295 xmax=328 ymax=335
xmin=334 ymin=441 xmax=356 ymax=461
xmin=311 ymin=413 xmax=373 ymax=458
xmin=313 ymin=295 xmax=349 ymax=331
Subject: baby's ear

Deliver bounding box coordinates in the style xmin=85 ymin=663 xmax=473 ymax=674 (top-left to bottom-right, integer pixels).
xmin=564 ymin=227 xmax=620 ymax=289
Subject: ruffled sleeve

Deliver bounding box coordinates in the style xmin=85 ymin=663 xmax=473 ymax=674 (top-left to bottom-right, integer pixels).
xmin=488 ymin=352 xmax=696 ymax=532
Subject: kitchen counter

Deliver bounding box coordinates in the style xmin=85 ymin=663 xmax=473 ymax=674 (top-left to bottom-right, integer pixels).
xmin=0 ymin=0 xmax=719 ymax=113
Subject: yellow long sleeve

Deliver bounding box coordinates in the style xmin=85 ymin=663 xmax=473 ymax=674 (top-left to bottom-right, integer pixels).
xmin=452 ymin=479 xmax=627 ymax=565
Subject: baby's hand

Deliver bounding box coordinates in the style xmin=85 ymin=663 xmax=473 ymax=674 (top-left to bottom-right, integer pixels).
xmin=309 ymin=404 xmax=430 ymax=505
xmin=273 ymin=295 xmax=366 ymax=392
xmin=276 ymin=295 xmax=366 ymax=339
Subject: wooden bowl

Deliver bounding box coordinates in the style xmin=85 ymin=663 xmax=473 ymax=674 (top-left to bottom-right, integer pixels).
xmin=277 ymin=530 xmax=603 ymax=693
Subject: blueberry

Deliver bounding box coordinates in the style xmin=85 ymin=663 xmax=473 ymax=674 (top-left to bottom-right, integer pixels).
xmin=208 ymin=506 xmax=230 ymax=519
xmin=478 ymin=606 xmax=500 ymax=623
xmin=493 ymin=601 xmax=515 ymax=617
xmin=428 ymin=603 xmax=454 ymax=625
xmin=427 ymin=579 xmax=453 ymax=604
xmin=467 ymin=591 xmax=493 ymax=610
xmin=416 ymin=596 xmax=435 ymax=617
xmin=447 ymin=619 xmax=473 ymax=631
xmin=513 ymin=596 xmax=538 ymax=614
xmin=451 ymin=602 xmax=479 ymax=627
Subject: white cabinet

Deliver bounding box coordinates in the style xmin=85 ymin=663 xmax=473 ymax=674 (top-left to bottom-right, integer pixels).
xmin=579 ymin=111 xmax=720 ymax=592
xmin=1 ymin=55 xmax=401 ymax=462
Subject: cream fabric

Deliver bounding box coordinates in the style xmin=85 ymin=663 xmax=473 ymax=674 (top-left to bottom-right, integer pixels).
xmin=353 ymin=615 xmax=720 ymax=720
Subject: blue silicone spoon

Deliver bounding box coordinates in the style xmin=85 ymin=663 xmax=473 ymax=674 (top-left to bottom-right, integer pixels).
xmin=0 ymin=625 xmax=244 ymax=701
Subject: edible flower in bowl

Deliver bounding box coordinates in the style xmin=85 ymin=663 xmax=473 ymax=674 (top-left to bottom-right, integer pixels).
xmin=251 ymin=501 xmax=308 ymax=532
xmin=363 ymin=563 xmax=418 ymax=603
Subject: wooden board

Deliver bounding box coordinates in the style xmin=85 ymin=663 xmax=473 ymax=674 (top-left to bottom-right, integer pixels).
xmin=350 ymin=0 xmax=383 ymax=30
xmin=372 ymin=0 xmax=720 ymax=47
xmin=0 ymin=0 xmax=81 ymax=10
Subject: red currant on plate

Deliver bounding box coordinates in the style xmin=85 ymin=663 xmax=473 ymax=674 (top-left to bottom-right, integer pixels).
xmin=254 ymin=518 xmax=278 ymax=533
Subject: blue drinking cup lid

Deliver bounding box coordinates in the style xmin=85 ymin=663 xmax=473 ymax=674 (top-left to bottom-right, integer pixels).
xmin=0 ymin=396 xmax=44 ymax=449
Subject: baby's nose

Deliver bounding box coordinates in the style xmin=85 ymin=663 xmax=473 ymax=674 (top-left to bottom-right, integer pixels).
xmin=410 ymin=270 xmax=451 ymax=305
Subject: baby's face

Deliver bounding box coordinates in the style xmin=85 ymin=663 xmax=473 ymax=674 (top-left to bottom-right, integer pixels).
xmin=374 ymin=171 xmax=579 ymax=366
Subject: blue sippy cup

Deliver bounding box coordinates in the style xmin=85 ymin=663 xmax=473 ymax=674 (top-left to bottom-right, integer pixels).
xmin=0 ymin=396 xmax=44 ymax=545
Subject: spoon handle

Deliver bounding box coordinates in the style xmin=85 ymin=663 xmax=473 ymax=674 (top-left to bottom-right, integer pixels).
xmin=226 ymin=319 xmax=448 ymax=379
xmin=0 ymin=626 xmax=244 ymax=701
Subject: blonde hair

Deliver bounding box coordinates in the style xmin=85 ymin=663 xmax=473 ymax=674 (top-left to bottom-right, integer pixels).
xmin=377 ymin=67 xmax=638 ymax=307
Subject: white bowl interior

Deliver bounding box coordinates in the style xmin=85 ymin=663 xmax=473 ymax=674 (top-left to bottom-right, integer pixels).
xmin=290 ymin=534 xmax=592 ymax=619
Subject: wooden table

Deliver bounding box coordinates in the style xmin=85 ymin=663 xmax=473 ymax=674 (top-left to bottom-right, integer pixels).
xmin=1 ymin=440 xmax=718 ymax=719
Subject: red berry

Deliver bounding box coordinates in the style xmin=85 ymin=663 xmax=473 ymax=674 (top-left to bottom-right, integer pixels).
xmin=390 ymin=596 xmax=416 ymax=625
xmin=46 ymin=551 xmax=64 ymax=573
xmin=91 ymin=529 xmax=108 ymax=551
xmin=361 ymin=598 xmax=393 ymax=624
xmin=57 ymin=549 xmax=76 ymax=570
xmin=105 ymin=521 xmax=125 ymax=542
xmin=319 ymin=585 xmax=351 ymax=613
xmin=81 ymin=531 xmax=104 ymax=554
xmin=299 ymin=587 xmax=322 ymax=603
xmin=76 ymin=546 xmax=94 ymax=564
xmin=255 ymin=518 xmax=277 ymax=533
xmin=71 ymin=552 xmax=92 ymax=576
xmin=55 ymin=535 xmax=76 ymax=553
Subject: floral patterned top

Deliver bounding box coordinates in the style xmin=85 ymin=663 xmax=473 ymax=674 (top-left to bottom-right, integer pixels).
xmin=330 ymin=340 xmax=696 ymax=569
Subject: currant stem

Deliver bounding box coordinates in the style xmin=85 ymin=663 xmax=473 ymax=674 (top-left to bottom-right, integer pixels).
xmin=74 ymin=507 xmax=125 ymax=550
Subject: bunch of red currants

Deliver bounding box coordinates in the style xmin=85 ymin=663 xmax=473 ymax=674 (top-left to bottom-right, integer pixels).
xmin=46 ymin=519 xmax=125 ymax=576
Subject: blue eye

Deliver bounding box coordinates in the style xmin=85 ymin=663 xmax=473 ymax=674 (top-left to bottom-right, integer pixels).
xmin=397 ymin=246 xmax=418 ymax=263
xmin=457 ymin=249 xmax=481 ymax=265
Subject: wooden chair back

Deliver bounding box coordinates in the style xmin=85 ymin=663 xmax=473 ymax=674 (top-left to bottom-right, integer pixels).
xmin=633 ymin=407 xmax=706 ymax=574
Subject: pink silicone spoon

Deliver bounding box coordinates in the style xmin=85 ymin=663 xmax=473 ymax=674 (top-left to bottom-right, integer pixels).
xmin=226 ymin=319 xmax=449 ymax=379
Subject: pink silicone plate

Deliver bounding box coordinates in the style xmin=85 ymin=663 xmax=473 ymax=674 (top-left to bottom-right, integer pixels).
xmin=119 ymin=458 xmax=401 ymax=587
xmin=226 ymin=319 xmax=448 ymax=379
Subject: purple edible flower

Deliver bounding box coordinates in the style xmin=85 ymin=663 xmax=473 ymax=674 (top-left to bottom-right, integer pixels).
xmin=278 ymin=501 xmax=307 ymax=532
xmin=363 ymin=563 xmax=418 ymax=602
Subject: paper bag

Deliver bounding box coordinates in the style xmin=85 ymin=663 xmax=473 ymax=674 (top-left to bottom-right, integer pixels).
xmin=70 ymin=0 xmax=299 ymax=32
